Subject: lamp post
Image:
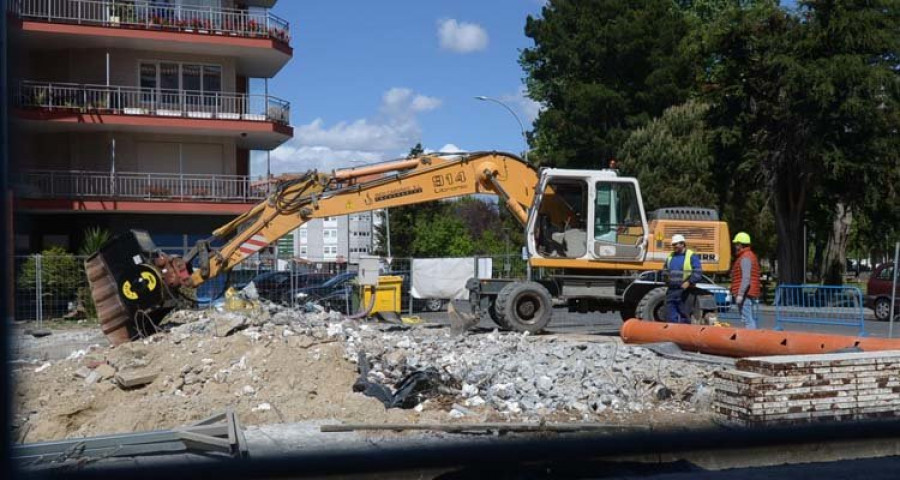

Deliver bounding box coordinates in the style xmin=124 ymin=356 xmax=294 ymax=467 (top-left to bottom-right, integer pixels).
xmin=474 ymin=96 xmax=528 ymax=164
xmin=475 ymin=95 xmax=531 ymax=279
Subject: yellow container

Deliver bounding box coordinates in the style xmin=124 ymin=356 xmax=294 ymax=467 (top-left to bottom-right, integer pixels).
xmin=361 ymin=275 xmax=403 ymax=315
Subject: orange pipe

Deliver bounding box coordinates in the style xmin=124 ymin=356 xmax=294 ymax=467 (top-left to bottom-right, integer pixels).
xmin=333 ymin=159 xmax=421 ymax=180
xmin=620 ymin=319 xmax=900 ymax=357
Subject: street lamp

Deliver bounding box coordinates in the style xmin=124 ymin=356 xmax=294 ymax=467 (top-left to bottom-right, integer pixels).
xmin=476 ymin=95 xmax=532 ymax=280
xmin=474 ymin=96 xmax=529 ymax=163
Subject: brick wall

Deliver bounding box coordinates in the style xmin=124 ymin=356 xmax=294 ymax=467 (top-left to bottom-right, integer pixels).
xmin=714 ymin=351 xmax=900 ymax=427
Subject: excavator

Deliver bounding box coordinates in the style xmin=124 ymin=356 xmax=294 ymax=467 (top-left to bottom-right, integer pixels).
xmin=85 ymin=151 xmax=732 ymax=345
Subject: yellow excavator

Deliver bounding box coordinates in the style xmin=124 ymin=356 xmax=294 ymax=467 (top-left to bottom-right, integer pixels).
xmin=85 ymin=151 xmax=731 ymax=345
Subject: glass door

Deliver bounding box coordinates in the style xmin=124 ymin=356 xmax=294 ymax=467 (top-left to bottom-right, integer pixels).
xmin=590 ymin=181 xmax=647 ymax=261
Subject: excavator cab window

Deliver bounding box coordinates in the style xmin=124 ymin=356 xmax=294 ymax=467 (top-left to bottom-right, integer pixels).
xmin=535 ymin=179 xmax=588 ymax=258
xmin=591 ymin=181 xmax=646 ymax=260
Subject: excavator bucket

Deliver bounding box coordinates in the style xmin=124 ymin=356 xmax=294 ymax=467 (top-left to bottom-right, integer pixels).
xmin=86 ymin=230 xmax=179 ymax=345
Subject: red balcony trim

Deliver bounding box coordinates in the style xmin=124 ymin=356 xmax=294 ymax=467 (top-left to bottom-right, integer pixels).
xmin=19 ymin=20 xmax=293 ymax=56
xmin=14 ymin=108 xmax=294 ymax=137
xmin=17 ymin=198 xmax=255 ymax=214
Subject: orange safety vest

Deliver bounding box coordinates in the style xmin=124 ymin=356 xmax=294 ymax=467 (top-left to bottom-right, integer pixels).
xmin=731 ymin=248 xmax=761 ymax=298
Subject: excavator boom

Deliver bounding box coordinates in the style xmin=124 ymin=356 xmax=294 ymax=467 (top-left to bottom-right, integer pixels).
xmin=85 ymin=152 xmax=539 ymax=344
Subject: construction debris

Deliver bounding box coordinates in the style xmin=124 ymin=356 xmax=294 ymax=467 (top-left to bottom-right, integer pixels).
xmin=116 ymin=370 xmax=159 ymax=389
xmin=12 ymin=303 xmax=722 ymax=444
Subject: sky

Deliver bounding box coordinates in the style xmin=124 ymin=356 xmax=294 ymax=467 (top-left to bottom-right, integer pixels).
xmin=250 ymin=0 xmax=546 ymax=176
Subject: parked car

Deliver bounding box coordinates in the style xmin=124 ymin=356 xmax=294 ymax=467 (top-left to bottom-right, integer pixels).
xmin=866 ymin=263 xmax=899 ymax=321
xmin=236 ymin=270 xmax=331 ymax=302
xmin=287 ymin=272 xmax=359 ymax=313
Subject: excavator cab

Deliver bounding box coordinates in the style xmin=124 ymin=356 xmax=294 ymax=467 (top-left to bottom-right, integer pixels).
xmin=529 ymin=169 xmax=648 ymax=263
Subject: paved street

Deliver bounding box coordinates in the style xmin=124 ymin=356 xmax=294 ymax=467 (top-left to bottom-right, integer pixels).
xmin=414 ymin=306 xmax=896 ymax=338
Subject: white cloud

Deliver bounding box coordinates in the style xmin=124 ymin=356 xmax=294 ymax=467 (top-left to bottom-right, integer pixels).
xmin=437 ymin=19 xmax=489 ymax=53
xmin=254 ymin=88 xmax=441 ymax=174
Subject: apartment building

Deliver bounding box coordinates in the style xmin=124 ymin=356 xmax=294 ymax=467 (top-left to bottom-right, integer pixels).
xmin=7 ymin=0 xmax=293 ymax=254
xmin=293 ymin=213 xmax=376 ymax=264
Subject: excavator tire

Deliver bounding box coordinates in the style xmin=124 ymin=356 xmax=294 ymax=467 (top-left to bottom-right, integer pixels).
xmin=85 ymin=254 xmax=133 ymax=346
xmin=495 ymin=282 xmax=553 ymax=333
xmin=488 ymin=297 xmax=512 ymax=330
xmin=636 ymin=287 xmax=668 ymax=322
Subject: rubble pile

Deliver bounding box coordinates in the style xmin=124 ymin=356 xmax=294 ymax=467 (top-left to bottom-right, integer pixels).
xmin=13 ymin=302 xmax=721 ymax=443
xmin=341 ymin=325 xmax=722 ymax=419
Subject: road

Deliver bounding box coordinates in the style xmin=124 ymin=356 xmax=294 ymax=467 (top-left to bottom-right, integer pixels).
xmin=414 ymin=306 xmax=897 ymax=338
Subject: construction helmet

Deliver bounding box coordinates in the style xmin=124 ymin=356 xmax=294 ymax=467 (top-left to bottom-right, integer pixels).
xmin=670 ymin=234 xmax=686 ymax=245
xmin=732 ymin=232 xmax=751 ymax=245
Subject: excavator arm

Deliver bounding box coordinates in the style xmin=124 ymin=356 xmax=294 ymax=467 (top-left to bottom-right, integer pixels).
xmin=190 ymin=151 xmax=538 ymax=286
xmin=85 ymin=152 xmax=539 ymax=344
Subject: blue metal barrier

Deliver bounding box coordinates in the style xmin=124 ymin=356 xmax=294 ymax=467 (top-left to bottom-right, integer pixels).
xmin=706 ymin=286 xmax=759 ymax=326
xmin=774 ymin=284 xmax=866 ymax=336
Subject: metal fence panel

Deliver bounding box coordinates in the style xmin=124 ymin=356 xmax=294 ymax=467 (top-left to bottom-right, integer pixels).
xmin=774 ymin=284 xmax=866 ymax=336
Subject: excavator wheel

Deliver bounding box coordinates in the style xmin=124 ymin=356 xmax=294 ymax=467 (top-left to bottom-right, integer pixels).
xmin=488 ymin=297 xmax=512 ymax=330
xmin=636 ymin=287 xmax=668 ymax=322
xmin=495 ymin=282 xmax=553 ymax=333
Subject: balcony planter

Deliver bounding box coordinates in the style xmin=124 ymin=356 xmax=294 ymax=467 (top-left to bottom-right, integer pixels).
xmin=242 ymin=113 xmax=266 ymax=121
xmin=187 ymin=111 xmax=213 ymax=119
xmin=123 ymin=107 xmax=147 ymax=115
xmin=156 ymin=109 xmax=181 ymax=117
xmin=145 ymin=186 xmax=171 ymax=197
xmin=217 ymin=112 xmax=241 ymax=120
xmin=108 ymin=15 xmax=121 ymax=26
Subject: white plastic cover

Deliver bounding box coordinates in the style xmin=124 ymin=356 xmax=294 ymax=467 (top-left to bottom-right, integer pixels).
xmin=410 ymin=258 xmax=492 ymax=299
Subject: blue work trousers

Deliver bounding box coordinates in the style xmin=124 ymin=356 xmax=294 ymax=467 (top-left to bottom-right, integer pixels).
xmin=740 ymin=298 xmax=759 ymax=329
xmin=666 ymin=287 xmax=691 ymax=324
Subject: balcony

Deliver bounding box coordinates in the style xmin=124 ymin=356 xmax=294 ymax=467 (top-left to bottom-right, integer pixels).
xmin=14 ymin=81 xmax=292 ymax=148
xmin=8 ymin=0 xmax=292 ymax=76
xmin=15 ymin=170 xmax=269 ymax=213
xmin=10 ymin=0 xmax=290 ymax=42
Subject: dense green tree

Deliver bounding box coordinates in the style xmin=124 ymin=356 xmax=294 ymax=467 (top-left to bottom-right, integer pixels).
xmin=520 ymin=0 xmax=694 ymax=168
xmin=619 ymin=100 xmax=718 ymax=212
xmin=411 ymin=215 xmax=473 ymax=257
xmin=702 ymin=0 xmax=900 ymax=284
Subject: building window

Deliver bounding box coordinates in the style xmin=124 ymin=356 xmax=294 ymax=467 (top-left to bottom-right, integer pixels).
xmin=139 ymin=61 xmax=223 ymax=96
xmin=299 ymin=246 xmax=308 ymax=255
xmin=323 ymin=229 xmax=337 ymax=239
xmin=299 ymin=229 xmax=307 ymax=241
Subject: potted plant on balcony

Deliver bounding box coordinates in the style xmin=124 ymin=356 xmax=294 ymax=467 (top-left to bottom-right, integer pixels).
xmin=30 ymin=89 xmax=48 ymax=107
xmin=145 ymin=185 xmax=171 ymax=197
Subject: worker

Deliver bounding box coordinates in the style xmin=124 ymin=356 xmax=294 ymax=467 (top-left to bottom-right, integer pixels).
xmin=731 ymin=232 xmax=761 ymax=329
xmin=663 ymin=234 xmax=702 ymax=323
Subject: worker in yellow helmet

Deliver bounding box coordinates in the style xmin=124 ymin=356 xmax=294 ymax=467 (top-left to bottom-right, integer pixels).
xmin=663 ymin=234 xmax=702 ymax=323
xmin=731 ymin=232 xmax=761 ymax=329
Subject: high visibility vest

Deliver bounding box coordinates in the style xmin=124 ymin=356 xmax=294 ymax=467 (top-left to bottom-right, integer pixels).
xmin=730 ymin=248 xmax=761 ymax=298
xmin=665 ymin=249 xmax=695 ymax=285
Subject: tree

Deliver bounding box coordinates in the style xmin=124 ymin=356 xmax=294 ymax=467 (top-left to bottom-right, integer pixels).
xmin=702 ymin=1 xmax=900 ymax=284
xmin=619 ymin=100 xmax=718 ymax=211
xmin=411 ymin=215 xmax=474 ymax=257
xmin=520 ymin=0 xmax=694 ymax=168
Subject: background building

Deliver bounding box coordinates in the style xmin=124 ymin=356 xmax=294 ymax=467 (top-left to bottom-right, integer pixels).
xmin=7 ymin=0 xmax=293 ymax=254
xmin=294 ymin=212 xmax=375 ymax=264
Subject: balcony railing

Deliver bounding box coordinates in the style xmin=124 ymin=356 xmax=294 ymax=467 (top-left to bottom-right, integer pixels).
xmin=9 ymin=0 xmax=290 ymax=43
xmin=16 ymin=170 xmax=269 ymax=203
xmin=15 ymin=81 xmax=291 ymax=124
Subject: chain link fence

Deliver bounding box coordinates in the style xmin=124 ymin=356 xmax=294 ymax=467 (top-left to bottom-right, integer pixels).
xmin=13 ymin=250 xmax=529 ymax=322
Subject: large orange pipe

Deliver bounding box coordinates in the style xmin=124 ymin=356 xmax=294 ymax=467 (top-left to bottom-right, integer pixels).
xmin=620 ymin=319 xmax=900 ymax=357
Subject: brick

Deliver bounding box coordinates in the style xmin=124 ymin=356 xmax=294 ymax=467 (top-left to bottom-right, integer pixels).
xmin=115 ymin=369 xmax=158 ymax=389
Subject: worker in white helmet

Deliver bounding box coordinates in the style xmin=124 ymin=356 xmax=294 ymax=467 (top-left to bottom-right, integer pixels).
xmin=663 ymin=234 xmax=702 ymax=323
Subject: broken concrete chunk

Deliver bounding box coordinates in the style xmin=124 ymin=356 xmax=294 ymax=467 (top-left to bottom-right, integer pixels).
xmin=84 ymin=371 xmax=101 ymax=385
xmin=214 ymin=315 xmax=248 ymax=337
xmin=94 ymin=363 xmax=117 ymax=380
xmin=74 ymin=366 xmax=92 ymax=379
xmin=115 ymin=370 xmax=159 ymax=389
